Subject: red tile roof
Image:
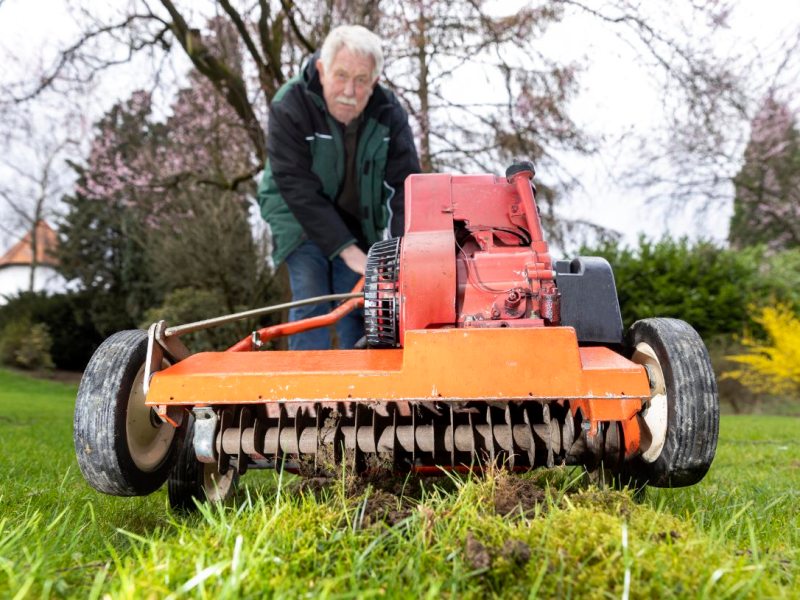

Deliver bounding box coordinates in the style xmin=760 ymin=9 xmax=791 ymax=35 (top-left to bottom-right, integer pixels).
xmin=0 ymin=221 xmax=60 ymax=268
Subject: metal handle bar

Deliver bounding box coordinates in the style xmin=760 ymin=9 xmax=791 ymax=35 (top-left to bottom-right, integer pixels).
xmin=164 ymin=291 xmax=364 ymax=338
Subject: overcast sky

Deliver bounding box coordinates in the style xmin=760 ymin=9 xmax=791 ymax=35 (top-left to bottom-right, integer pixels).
xmin=539 ymin=0 xmax=800 ymax=248
xmin=1 ymin=0 xmax=798 ymax=254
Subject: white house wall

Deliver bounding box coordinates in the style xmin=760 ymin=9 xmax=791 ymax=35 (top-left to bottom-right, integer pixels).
xmin=0 ymin=265 xmax=67 ymax=304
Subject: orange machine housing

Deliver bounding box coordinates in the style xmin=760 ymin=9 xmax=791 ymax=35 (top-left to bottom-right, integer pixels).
xmin=147 ymin=168 xmax=646 ymax=456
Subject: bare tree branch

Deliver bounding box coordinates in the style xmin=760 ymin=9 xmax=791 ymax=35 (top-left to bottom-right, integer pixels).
xmin=278 ymin=0 xmax=315 ymax=53
xmin=3 ymin=12 xmax=168 ymax=105
xmin=158 ymin=0 xmax=266 ymax=161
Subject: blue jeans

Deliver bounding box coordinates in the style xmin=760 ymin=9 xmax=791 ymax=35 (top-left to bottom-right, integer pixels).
xmin=284 ymin=240 xmax=364 ymax=350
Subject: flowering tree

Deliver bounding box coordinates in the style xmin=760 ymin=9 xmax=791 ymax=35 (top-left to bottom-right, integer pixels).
xmin=57 ymin=93 xmax=162 ymax=334
xmin=729 ymin=93 xmax=800 ymax=251
xmin=58 ymin=20 xmax=276 ymax=337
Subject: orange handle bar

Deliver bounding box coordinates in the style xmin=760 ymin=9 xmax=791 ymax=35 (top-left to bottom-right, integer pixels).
xmin=227 ymin=278 xmax=365 ymax=352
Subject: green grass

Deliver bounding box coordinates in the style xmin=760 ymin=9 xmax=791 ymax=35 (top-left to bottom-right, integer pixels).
xmin=1 ymin=368 xmax=798 ymax=598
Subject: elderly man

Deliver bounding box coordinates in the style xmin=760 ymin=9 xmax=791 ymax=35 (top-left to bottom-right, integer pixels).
xmin=257 ymin=25 xmax=420 ymax=350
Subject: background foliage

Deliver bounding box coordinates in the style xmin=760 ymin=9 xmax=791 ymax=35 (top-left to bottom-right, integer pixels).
xmin=579 ymin=236 xmax=753 ymax=339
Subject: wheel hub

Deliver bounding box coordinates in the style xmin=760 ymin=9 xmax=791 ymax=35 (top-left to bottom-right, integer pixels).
xmin=631 ymin=342 xmax=668 ymax=463
xmin=125 ymin=365 xmax=176 ymax=471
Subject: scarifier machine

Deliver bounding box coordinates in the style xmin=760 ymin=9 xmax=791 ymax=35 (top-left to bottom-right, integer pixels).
xmin=74 ymin=161 xmax=719 ymax=508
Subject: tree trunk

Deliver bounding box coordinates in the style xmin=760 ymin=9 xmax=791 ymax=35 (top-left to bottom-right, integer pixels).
xmin=29 ymin=217 xmax=42 ymax=293
xmin=415 ymin=5 xmax=432 ymax=173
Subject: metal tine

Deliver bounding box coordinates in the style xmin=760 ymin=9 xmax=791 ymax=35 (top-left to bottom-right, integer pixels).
xmin=276 ymin=404 xmax=287 ymax=472
xmin=217 ymin=408 xmax=234 ymax=475
xmin=523 ymin=406 xmax=536 ymax=467
xmin=353 ymin=403 xmax=365 ymax=473
xmin=543 ymin=403 xmax=554 ymax=468
xmin=314 ymin=404 xmax=322 ymax=474
xmin=504 ymin=404 xmax=515 ymax=470
xmin=411 ymin=406 xmax=417 ymax=467
xmin=467 ymin=411 xmax=477 ymax=466
xmin=486 ymin=405 xmax=496 ymax=466
xmin=449 ymin=405 xmax=456 ymax=469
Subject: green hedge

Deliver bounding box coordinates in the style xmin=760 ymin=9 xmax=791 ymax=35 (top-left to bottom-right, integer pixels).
xmin=577 ymin=237 xmax=800 ymax=340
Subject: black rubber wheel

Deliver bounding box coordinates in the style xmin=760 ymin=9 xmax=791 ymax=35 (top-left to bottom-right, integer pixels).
xmin=74 ymin=330 xmax=181 ymax=496
xmin=618 ymin=318 xmax=719 ymax=488
xmin=168 ymin=416 xmax=238 ymax=512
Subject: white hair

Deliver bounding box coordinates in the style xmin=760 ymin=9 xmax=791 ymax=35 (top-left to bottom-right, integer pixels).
xmin=319 ymin=25 xmax=384 ymax=80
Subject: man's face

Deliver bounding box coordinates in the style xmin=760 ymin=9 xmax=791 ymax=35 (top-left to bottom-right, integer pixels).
xmin=317 ymin=48 xmax=377 ymax=126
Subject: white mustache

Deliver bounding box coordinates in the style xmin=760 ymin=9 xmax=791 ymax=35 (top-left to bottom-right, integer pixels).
xmin=335 ymin=96 xmax=357 ymax=106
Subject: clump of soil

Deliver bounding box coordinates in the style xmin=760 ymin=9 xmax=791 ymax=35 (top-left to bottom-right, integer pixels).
xmin=493 ymin=474 xmax=546 ymax=517
xmin=294 ymin=476 xmax=333 ymax=497
xmin=464 ymin=533 xmax=492 ymax=570
xmin=463 ymin=532 xmax=532 ymax=571
xmin=357 ymin=488 xmax=414 ymax=528
xmin=291 ymin=471 xmax=422 ymax=528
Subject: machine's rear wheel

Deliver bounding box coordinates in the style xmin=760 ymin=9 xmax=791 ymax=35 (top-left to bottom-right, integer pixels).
xmin=168 ymin=417 xmax=238 ymax=511
xmin=74 ymin=330 xmax=180 ymax=496
xmin=619 ymin=318 xmax=719 ymax=488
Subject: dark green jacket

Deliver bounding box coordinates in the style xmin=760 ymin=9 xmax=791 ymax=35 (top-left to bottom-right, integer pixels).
xmin=258 ymin=53 xmax=420 ymax=265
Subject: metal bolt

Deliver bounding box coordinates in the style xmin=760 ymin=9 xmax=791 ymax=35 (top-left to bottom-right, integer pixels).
xmin=505 ymin=290 xmax=522 ymax=311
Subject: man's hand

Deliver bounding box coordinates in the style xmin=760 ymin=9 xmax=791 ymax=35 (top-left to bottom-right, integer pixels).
xmin=339 ymin=244 xmax=367 ymax=275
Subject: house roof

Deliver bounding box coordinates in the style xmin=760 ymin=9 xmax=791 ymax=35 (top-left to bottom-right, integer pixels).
xmin=0 ymin=221 xmax=60 ymax=268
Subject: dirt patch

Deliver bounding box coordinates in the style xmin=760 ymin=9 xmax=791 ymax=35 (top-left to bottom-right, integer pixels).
xmin=291 ymin=473 xmax=419 ymax=528
xmin=463 ymin=533 xmax=531 ymax=571
xmin=464 ymin=532 xmax=492 ymax=570
xmin=345 ymin=470 xmax=455 ymax=501
xmin=494 ymin=474 xmax=546 ymax=517
xmin=294 ymin=476 xmax=334 ymax=497
xmin=358 ymin=488 xmax=414 ymax=528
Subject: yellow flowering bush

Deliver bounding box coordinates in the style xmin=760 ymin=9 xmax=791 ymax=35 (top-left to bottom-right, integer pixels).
xmin=725 ymin=304 xmax=800 ymax=395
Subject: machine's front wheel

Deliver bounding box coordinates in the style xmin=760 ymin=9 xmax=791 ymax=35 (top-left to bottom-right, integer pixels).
xmin=74 ymin=330 xmax=180 ymax=496
xmin=620 ymin=318 xmax=719 ymax=488
xmin=167 ymin=417 xmax=238 ymax=512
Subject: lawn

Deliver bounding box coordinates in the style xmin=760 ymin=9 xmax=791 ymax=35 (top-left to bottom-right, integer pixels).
xmin=0 ymin=368 xmax=798 ymax=598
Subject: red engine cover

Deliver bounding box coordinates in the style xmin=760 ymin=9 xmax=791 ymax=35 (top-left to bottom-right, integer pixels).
xmin=397 ymin=169 xmax=558 ymax=346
